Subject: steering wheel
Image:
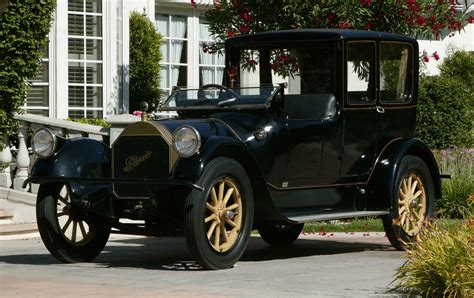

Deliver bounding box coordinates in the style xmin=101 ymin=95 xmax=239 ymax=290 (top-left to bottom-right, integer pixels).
xmin=199 ymin=84 xmax=239 ymax=100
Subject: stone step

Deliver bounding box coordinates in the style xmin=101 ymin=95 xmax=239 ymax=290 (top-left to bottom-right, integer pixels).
xmin=0 ymin=223 xmax=38 ymax=236
xmin=0 ymin=209 xmax=14 ymax=220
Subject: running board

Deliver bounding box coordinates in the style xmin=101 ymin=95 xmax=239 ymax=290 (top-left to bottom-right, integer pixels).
xmin=284 ymin=210 xmax=390 ymax=223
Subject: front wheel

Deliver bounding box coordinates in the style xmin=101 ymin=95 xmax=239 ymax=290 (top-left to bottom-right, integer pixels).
xmin=36 ymin=184 xmax=111 ymax=262
xmin=382 ymin=155 xmax=435 ymax=250
xmin=184 ymin=158 xmax=254 ymax=269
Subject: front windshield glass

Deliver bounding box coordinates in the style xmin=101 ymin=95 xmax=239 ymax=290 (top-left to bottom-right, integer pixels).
xmin=161 ymin=43 xmax=338 ymax=110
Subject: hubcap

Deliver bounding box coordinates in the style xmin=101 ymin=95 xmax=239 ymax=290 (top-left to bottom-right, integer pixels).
xmin=55 ymin=187 xmax=92 ymax=245
xmin=397 ymin=172 xmax=427 ymax=236
xmin=204 ymin=177 xmax=243 ymax=253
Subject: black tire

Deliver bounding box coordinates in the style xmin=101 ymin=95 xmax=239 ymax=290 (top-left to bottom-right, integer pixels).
xmin=382 ymin=155 xmax=435 ymax=250
xmin=36 ymin=183 xmax=111 ymax=262
xmin=258 ymin=223 xmax=304 ymax=246
xmin=184 ymin=157 xmax=254 ymax=269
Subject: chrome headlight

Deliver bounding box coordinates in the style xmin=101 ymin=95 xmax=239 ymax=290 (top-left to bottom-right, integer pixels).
xmin=32 ymin=128 xmax=57 ymax=158
xmin=172 ymin=125 xmax=201 ymax=157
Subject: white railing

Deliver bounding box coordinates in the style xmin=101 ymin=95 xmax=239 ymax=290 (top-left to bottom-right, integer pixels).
xmin=0 ymin=113 xmax=141 ymax=194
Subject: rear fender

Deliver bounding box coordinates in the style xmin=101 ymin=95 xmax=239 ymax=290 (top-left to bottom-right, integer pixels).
xmin=368 ymin=138 xmax=441 ymax=210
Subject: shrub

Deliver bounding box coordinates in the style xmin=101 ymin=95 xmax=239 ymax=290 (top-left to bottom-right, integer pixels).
xmin=434 ymin=148 xmax=474 ymax=219
xmin=416 ymin=76 xmax=472 ymax=149
xmin=394 ymin=221 xmax=474 ymax=297
xmin=66 ymin=118 xmax=111 ymax=128
xmin=0 ymin=1 xmax=56 ymax=145
xmin=129 ymin=12 xmax=162 ymax=113
xmin=439 ymin=50 xmax=474 ymax=97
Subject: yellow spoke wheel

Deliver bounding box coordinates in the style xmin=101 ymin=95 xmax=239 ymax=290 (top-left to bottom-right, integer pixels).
xmin=397 ymin=173 xmax=427 ymax=236
xmin=205 ymin=177 xmax=243 ymax=253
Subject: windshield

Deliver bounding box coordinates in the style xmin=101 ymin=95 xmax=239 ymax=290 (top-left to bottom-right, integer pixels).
xmin=160 ymin=42 xmax=338 ymax=110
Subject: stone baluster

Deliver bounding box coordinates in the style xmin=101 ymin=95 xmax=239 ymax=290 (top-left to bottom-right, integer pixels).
xmin=13 ymin=124 xmax=30 ymax=191
xmin=0 ymin=137 xmax=13 ymax=188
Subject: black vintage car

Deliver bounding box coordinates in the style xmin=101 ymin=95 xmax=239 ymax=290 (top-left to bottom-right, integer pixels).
xmin=28 ymin=29 xmax=440 ymax=269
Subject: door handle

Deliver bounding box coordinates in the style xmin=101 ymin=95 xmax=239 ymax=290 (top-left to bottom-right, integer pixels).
xmin=376 ymin=106 xmax=385 ymax=114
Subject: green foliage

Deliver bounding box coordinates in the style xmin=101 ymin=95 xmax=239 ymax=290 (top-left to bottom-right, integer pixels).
xmin=0 ymin=0 xmax=56 ymax=145
xmin=439 ymin=50 xmax=474 ymax=97
xmin=129 ymin=12 xmax=162 ymax=113
xmin=201 ymin=0 xmax=468 ymax=55
xmin=433 ymin=148 xmax=474 ymax=219
xmin=416 ymin=76 xmax=472 ymax=149
xmin=66 ymin=118 xmax=111 ymax=128
xmin=394 ymin=221 xmax=474 ymax=296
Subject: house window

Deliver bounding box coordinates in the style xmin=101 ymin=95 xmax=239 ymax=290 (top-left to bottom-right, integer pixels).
xmin=156 ymin=14 xmax=188 ymax=96
xmin=67 ymin=0 xmax=103 ymax=119
xmin=199 ymin=20 xmax=225 ymax=86
xmin=25 ymin=46 xmax=50 ymax=116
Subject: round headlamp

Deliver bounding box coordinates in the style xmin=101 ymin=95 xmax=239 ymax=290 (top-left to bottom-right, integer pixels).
xmin=172 ymin=125 xmax=201 ymax=157
xmin=32 ymin=128 xmax=57 ymax=158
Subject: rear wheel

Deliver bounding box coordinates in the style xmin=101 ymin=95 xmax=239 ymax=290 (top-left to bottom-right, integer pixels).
xmin=36 ymin=184 xmax=110 ymax=262
xmin=184 ymin=158 xmax=254 ymax=269
xmin=382 ymin=155 xmax=434 ymax=250
xmin=258 ymin=223 xmax=304 ymax=246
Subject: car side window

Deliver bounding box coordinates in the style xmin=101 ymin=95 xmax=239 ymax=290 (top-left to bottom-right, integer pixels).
xmin=380 ymin=43 xmax=413 ymax=104
xmin=347 ymin=42 xmax=375 ymax=105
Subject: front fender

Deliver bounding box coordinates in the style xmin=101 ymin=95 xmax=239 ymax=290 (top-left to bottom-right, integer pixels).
xmin=31 ymin=138 xmax=111 ymax=196
xmin=368 ymin=138 xmax=441 ymax=210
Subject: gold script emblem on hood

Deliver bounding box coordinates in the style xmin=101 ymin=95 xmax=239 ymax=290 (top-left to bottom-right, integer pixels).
xmin=123 ymin=150 xmax=152 ymax=173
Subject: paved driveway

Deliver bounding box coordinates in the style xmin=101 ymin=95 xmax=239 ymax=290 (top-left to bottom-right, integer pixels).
xmin=0 ymin=233 xmax=404 ymax=297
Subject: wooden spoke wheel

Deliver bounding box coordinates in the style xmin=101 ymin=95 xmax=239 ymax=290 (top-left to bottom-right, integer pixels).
xmin=56 ymin=188 xmax=94 ymax=245
xmin=204 ymin=177 xmax=243 ymax=253
xmin=184 ymin=158 xmax=254 ymax=270
xmin=383 ymin=155 xmax=434 ymax=250
xmin=397 ymin=173 xmax=427 ymax=236
xmin=36 ymin=184 xmax=110 ymax=263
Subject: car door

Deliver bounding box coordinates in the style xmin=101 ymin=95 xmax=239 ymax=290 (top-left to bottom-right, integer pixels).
xmin=341 ymin=41 xmax=378 ymax=183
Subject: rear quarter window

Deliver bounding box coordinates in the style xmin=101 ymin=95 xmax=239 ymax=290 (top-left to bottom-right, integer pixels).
xmin=380 ymin=42 xmax=413 ymax=104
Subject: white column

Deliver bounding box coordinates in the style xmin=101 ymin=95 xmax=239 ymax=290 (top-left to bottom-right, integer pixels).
xmin=13 ymin=126 xmax=30 ymax=191
xmin=54 ymin=0 xmax=69 ymax=119
xmin=0 ymin=138 xmax=13 ymax=188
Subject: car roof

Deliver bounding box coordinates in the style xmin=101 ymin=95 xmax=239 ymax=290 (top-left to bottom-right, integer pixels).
xmin=225 ymin=29 xmax=417 ymax=46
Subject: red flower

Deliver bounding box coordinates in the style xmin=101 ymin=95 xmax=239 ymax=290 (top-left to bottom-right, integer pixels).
xmin=360 ymin=0 xmax=372 ymax=6
xmin=227 ymin=31 xmax=235 ymax=38
xmin=190 ymin=0 xmax=196 ymax=8
xmin=213 ymin=0 xmax=221 ymax=11
xmin=468 ymin=16 xmax=474 ymax=24
xmin=423 ymin=55 xmax=430 ymax=63
xmin=239 ymin=24 xmax=250 ymax=33
xmin=432 ymin=51 xmax=440 ymax=61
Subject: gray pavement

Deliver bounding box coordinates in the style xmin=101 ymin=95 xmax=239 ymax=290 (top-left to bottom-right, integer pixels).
xmin=0 ymin=232 xmax=405 ymax=297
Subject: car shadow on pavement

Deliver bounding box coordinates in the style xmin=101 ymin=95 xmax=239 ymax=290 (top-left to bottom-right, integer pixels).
xmin=0 ymin=235 xmax=394 ymax=271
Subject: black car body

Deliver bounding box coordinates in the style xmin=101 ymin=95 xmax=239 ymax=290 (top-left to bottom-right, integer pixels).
xmin=29 ymin=29 xmax=440 ymax=269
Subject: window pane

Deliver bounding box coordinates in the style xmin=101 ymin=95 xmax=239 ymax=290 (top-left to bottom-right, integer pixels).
xmin=30 ymin=62 xmax=49 ymax=82
xmin=86 ymin=110 xmax=103 ymax=119
xmin=160 ymin=65 xmax=169 ymax=89
xmin=380 ymin=43 xmax=412 ymax=103
xmin=69 ymin=110 xmax=85 ymax=119
xmin=68 ymin=38 xmax=84 ymax=59
xmin=27 ymin=86 xmax=49 ymax=106
xmin=347 ymin=43 xmax=375 ymax=104
xmin=69 ymin=62 xmax=84 ymax=83
xmin=86 ymin=86 xmax=102 ymax=107
xmin=85 ymin=63 xmax=102 ymax=84
xmin=85 ymin=0 xmax=101 ymax=13
xmin=68 ymin=14 xmax=84 ymax=36
xmin=199 ymin=21 xmax=210 ymax=40
xmin=170 ymin=15 xmax=186 ymax=38
xmin=68 ymin=0 xmax=84 ymax=12
xmin=171 ymin=40 xmax=186 ymax=63
xmin=155 ymin=14 xmax=168 ymax=36
xmin=160 ymin=41 xmax=169 ymax=62
xmin=171 ymin=65 xmax=187 ymax=87
xmin=69 ymin=86 xmax=84 ymax=107
xmin=28 ymin=110 xmax=49 ymax=116
xmin=199 ymin=67 xmax=215 ymax=86
xmin=86 ymin=39 xmax=102 ymax=60
xmin=86 ymin=15 xmax=102 ymax=37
